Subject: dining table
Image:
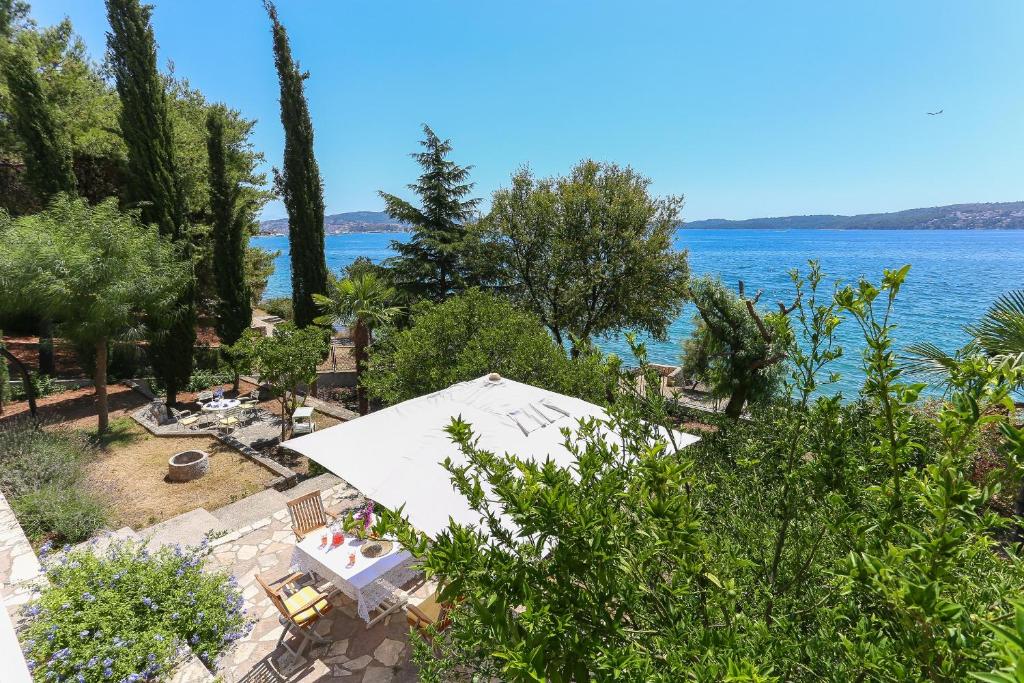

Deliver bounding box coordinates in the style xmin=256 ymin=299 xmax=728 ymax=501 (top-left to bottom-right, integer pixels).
xmin=289 ymin=532 xmax=417 ymax=627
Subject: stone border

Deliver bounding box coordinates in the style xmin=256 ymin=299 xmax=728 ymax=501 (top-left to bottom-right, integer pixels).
xmin=303 ymin=394 xmax=359 ymax=421
xmin=216 ymin=433 xmax=297 ymax=490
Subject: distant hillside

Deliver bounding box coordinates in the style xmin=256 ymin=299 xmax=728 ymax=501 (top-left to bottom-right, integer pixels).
xmin=259 ymin=210 xmax=408 ymax=235
xmin=687 ymin=202 xmax=1024 ymax=230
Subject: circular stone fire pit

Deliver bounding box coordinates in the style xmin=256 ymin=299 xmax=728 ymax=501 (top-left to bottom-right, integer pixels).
xmin=167 ymin=450 xmax=209 ymax=482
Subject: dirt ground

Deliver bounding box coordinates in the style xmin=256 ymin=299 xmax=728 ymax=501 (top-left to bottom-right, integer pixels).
xmin=0 ymin=383 xmax=149 ymax=428
xmin=2 ymin=335 xmax=84 ymax=377
xmin=82 ymin=419 xmax=277 ymax=530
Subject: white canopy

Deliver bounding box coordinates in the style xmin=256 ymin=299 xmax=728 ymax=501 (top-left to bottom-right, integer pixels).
xmin=285 ymin=374 xmax=700 ymax=539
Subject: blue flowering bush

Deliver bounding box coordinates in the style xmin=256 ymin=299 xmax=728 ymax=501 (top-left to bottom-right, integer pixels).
xmin=20 ymin=540 xmax=251 ymax=682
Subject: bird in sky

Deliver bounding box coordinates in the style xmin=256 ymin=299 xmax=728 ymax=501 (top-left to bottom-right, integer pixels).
xmin=927 ymin=109 xmax=944 ymax=115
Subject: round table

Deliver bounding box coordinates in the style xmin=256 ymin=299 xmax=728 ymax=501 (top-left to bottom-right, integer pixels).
xmin=201 ymin=398 xmax=241 ymax=414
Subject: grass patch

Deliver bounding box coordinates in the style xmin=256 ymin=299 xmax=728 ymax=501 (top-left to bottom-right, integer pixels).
xmin=84 ymin=416 xmax=142 ymax=449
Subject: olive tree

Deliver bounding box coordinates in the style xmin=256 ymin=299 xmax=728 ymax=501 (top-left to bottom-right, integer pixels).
xmin=0 ymin=196 xmax=181 ymax=432
xmin=682 ymin=276 xmax=796 ymax=418
xmin=484 ymin=160 xmax=689 ymax=355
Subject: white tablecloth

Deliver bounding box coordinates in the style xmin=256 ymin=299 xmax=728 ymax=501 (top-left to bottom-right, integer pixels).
xmin=202 ymin=398 xmax=241 ymax=413
xmin=289 ymin=534 xmax=417 ymax=623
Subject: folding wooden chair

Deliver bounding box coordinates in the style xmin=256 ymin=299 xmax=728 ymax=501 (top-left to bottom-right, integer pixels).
xmin=286 ymin=490 xmax=335 ymax=540
xmin=406 ymin=588 xmax=452 ymax=635
xmin=256 ymin=571 xmax=332 ymax=671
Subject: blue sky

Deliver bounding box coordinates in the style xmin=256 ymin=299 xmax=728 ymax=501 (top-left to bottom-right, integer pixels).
xmin=30 ymin=0 xmax=1024 ymax=222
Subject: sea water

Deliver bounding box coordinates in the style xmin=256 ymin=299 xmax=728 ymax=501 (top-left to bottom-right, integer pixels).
xmin=255 ymin=229 xmax=1024 ymax=397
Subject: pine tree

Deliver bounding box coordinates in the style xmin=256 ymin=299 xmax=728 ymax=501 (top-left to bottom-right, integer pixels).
xmin=206 ymin=108 xmax=252 ymax=384
xmin=106 ymin=0 xmax=195 ymax=406
xmin=1 ymin=44 xmax=77 ymax=199
xmin=379 ymin=124 xmax=480 ymax=302
xmin=264 ymin=1 xmax=327 ymax=329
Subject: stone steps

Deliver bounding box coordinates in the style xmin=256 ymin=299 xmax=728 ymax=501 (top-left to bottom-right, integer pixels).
xmin=139 ymin=508 xmax=226 ymax=551
xmin=72 ymin=526 xmax=140 ymax=555
xmin=284 ymin=472 xmax=343 ymax=498
xmin=209 ymin=489 xmax=289 ymax=529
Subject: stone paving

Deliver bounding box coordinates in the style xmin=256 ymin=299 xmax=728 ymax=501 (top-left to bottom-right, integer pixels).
xmin=0 ymin=492 xmax=44 ymax=619
xmin=205 ymin=482 xmax=429 ymax=683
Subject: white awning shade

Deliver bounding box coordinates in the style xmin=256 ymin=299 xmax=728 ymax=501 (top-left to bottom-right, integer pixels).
xmin=285 ymin=375 xmax=700 ymax=539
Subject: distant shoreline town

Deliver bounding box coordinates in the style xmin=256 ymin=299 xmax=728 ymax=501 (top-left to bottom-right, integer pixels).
xmin=259 ymin=201 xmax=1024 ymax=235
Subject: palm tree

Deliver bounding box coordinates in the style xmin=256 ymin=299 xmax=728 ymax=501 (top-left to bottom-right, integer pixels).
xmin=905 ymin=291 xmax=1024 ymax=393
xmin=313 ymin=273 xmax=401 ymax=415
xmin=966 ymin=290 xmax=1024 ymax=358
xmin=905 ymin=290 xmax=1024 ymax=533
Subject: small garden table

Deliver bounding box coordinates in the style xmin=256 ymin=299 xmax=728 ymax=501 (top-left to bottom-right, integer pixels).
xmin=289 ymin=533 xmax=416 ymax=627
xmin=200 ymin=398 xmax=241 ymax=429
xmin=201 ymin=398 xmax=241 ymax=414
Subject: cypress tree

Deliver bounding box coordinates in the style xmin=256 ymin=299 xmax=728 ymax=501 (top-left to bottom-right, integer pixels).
xmin=1 ymin=44 xmax=77 ymax=199
xmin=206 ymin=108 xmax=252 ymax=364
xmin=380 ymin=124 xmax=480 ymax=302
xmin=1 ymin=42 xmax=76 ymax=376
xmin=106 ymin=0 xmax=195 ymax=406
xmin=264 ymin=1 xmax=328 ymax=328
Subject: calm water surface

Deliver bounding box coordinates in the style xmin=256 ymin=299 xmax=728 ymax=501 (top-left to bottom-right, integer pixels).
xmin=255 ymin=229 xmax=1024 ymax=396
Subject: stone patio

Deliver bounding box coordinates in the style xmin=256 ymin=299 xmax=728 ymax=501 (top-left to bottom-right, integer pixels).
xmin=204 ymin=482 xmax=431 ymax=682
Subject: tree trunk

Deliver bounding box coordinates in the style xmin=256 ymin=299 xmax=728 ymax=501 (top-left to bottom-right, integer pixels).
xmin=165 ymin=380 xmax=177 ymax=409
xmin=95 ymin=337 xmax=109 ymax=434
xmin=280 ymin=395 xmax=289 ymax=441
xmin=354 ymin=320 xmax=370 ymax=416
xmin=38 ymin=318 xmax=55 ymax=375
xmin=724 ymin=383 xmax=749 ymax=419
xmin=0 ymin=345 xmax=37 ymax=418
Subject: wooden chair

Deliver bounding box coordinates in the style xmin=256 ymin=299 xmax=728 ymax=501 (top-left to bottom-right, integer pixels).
xmin=287 ymin=490 xmax=335 ymax=540
xmin=406 ymin=590 xmax=451 ymax=634
xmin=256 ymin=571 xmax=332 ymax=670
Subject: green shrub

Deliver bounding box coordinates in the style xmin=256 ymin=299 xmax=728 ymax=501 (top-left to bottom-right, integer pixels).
xmin=21 ymin=541 xmax=251 ymax=680
xmin=185 ymin=368 xmax=231 ymax=393
xmin=260 ymin=296 xmax=293 ymax=321
xmin=0 ymin=419 xmax=105 ymax=543
xmin=0 ymin=419 xmax=91 ymax=497
xmin=11 ymin=485 xmax=106 ymax=544
xmin=364 ymin=289 xmax=613 ymax=405
xmin=11 ymin=372 xmax=61 ymax=401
